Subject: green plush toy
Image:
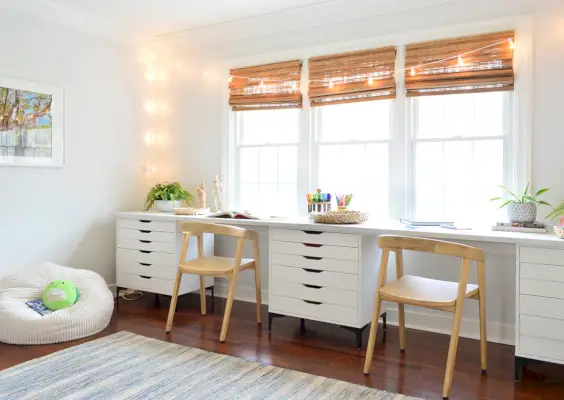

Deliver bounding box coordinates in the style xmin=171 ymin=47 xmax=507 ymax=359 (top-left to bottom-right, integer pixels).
xmin=42 ymin=280 xmax=80 ymax=311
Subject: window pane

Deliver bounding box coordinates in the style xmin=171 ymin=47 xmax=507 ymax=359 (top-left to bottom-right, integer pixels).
xmin=318 ymin=143 xmax=388 ymax=216
xmin=413 ymin=139 xmax=504 ymax=223
xmin=239 ymin=109 xmax=300 ymax=145
xmin=318 ymin=100 xmax=391 ymax=142
xmin=416 ymin=92 xmax=505 ymax=139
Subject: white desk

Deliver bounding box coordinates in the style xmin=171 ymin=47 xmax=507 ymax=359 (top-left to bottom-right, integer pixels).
xmin=116 ymin=211 xmax=564 ymax=380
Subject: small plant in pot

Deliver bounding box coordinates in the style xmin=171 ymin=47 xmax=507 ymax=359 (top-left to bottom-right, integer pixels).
xmin=490 ymin=183 xmax=551 ymax=223
xmin=547 ymin=201 xmax=564 ymax=239
xmin=144 ymin=182 xmax=193 ymax=212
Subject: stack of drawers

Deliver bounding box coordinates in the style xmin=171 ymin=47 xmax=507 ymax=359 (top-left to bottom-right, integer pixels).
xmin=269 ymin=228 xmax=362 ymax=327
xmin=117 ymin=218 xmax=211 ymax=296
xmin=518 ymin=246 xmax=564 ymax=364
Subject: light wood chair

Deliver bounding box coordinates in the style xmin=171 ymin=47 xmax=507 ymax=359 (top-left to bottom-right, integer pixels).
xmin=363 ymin=235 xmax=486 ymax=400
xmin=165 ymin=222 xmax=262 ymax=343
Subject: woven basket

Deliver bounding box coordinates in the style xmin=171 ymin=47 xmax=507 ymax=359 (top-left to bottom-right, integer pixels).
xmin=173 ymin=207 xmax=199 ymax=216
xmin=554 ymin=226 xmax=564 ymax=239
xmin=311 ymin=210 xmax=369 ymax=225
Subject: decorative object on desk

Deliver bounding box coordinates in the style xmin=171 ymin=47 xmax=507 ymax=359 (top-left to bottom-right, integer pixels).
xmin=306 ymin=189 xmax=331 ymax=213
xmin=312 ymin=210 xmax=369 ymax=224
xmin=173 ymin=207 xmax=199 ymax=216
xmin=144 ymin=181 xmax=193 ymax=212
xmin=196 ymin=180 xmax=207 ymax=208
xmin=0 ymin=77 xmax=64 ymax=167
xmin=490 ymin=183 xmax=551 ymax=223
xmin=492 ymin=222 xmax=548 ymax=234
xmin=554 ymin=225 xmax=564 ymax=239
xmin=213 ymin=174 xmax=225 ymax=212
xmin=207 ymin=210 xmax=259 ymax=219
xmin=335 ymin=194 xmax=353 ymax=211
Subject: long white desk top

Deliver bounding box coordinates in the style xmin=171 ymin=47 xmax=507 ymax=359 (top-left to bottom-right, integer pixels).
xmin=117 ymin=211 xmax=564 ymax=248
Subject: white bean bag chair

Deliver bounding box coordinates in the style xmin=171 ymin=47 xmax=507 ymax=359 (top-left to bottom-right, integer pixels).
xmin=0 ymin=262 xmax=114 ymax=345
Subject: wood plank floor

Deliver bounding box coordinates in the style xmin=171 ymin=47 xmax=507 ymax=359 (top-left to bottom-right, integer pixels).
xmin=1 ymin=293 xmax=564 ymax=399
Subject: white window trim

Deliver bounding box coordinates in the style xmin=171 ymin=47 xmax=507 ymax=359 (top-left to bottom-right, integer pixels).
xmin=224 ymin=16 xmax=533 ymax=220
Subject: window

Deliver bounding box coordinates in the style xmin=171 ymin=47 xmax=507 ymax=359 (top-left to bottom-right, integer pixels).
xmin=410 ymin=91 xmax=511 ymax=223
xmin=313 ymin=100 xmax=392 ymax=216
xmin=234 ymin=109 xmax=300 ymax=215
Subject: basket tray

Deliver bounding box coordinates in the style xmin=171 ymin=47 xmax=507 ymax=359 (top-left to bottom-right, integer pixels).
xmin=311 ymin=210 xmax=369 ymax=225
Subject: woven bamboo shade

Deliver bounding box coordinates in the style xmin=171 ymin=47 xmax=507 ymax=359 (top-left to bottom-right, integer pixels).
xmin=229 ymin=60 xmax=302 ymax=111
xmin=308 ymin=46 xmax=396 ymax=107
xmin=405 ymin=31 xmax=515 ymax=97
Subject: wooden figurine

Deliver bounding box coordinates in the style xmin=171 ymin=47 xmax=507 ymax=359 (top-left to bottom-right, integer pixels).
xmin=213 ymin=175 xmax=225 ymax=212
xmin=196 ymin=181 xmax=207 ymax=209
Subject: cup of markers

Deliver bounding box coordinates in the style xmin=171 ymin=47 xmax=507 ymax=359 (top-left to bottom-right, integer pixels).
xmin=335 ymin=194 xmax=353 ymax=211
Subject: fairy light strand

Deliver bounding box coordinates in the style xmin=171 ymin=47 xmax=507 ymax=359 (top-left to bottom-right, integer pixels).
xmin=226 ymin=38 xmax=513 ymax=85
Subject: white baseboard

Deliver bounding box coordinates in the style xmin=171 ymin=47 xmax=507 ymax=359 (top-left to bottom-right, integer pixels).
xmin=212 ymin=282 xmax=515 ymax=345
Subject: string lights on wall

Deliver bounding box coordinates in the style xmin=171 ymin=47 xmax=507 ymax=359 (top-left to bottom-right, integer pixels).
xmin=227 ymin=38 xmax=514 ymax=88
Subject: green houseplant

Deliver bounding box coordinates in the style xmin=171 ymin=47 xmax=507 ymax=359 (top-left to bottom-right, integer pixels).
xmin=144 ymin=182 xmax=193 ymax=212
xmin=490 ymin=183 xmax=551 ymax=223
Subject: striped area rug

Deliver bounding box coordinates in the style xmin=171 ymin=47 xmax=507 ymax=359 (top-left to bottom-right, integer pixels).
xmin=0 ymin=332 xmax=419 ymax=400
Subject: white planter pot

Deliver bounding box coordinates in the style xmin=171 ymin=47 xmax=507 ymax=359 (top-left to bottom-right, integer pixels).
xmin=154 ymin=200 xmax=183 ymax=212
xmin=507 ymin=203 xmax=537 ymax=223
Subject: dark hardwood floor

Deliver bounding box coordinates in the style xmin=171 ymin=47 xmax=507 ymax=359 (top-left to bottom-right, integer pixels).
xmin=1 ymin=293 xmax=564 ymax=399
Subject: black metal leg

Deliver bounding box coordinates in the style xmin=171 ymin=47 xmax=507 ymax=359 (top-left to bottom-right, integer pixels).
xmin=115 ymin=286 xmax=121 ymax=306
xmin=211 ymin=286 xmax=215 ymax=300
xmin=514 ymin=356 xmax=527 ymax=382
xmin=341 ymin=324 xmax=369 ymax=350
xmin=268 ymin=312 xmax=285 ymax=332
xmin=300 ymin=318 xmax=306 ymax=335
xmin=382 ymin=311 xmax=387 ymax=331
xmin=154 ymin=293 xmax=160 ymax=308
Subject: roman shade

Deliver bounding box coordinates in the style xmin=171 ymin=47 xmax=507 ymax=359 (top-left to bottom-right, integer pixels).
xmin=229 ymin=60 xmax=302 ymax=111
xmin=405 ymin=31 xmax=515 ymax=97
xmin=308 ymin=46 xmax=396 ymax=106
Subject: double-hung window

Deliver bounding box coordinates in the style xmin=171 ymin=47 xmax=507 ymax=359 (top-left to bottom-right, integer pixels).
xmin=313 ymin=100 xmax=392 ymax=216
xmin=234 ymin=109 xmax=300 ymax=215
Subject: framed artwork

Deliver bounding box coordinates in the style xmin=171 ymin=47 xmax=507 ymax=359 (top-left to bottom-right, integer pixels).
xmin=0 ymin=76 xmax=64 ymax=167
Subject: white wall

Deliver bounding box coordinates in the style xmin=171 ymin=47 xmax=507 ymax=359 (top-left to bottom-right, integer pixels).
xmin=166 ymin=2 xmax=564 ymax=344
xmin=0 ymin=8 xmax=146 ymax=283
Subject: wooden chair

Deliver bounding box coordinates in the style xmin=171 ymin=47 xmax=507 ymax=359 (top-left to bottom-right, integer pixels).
xmin=363 ymin=235 xmax=486 ymax=400
xmin=165 ymin=222 xmax=261 ymax=342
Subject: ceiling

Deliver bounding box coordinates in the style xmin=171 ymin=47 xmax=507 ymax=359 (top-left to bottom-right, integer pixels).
xmin=43 ymin=0 xmax=334 ymax=36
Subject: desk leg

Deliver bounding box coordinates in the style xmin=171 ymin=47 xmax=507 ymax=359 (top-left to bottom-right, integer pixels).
xmin=300 ymin=318 xmax=306 ymax=335
xmin=206 ymin=285 xmax=215 ymax=301
xmin=341 ymin=324 xmax=369 ymax=350
xmin=382 ymin=311 xmax=387 ymax=331
xmin=268 ymin=312 xmax=285 ymax=332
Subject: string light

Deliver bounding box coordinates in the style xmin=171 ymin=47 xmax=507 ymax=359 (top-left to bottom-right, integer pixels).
xmin=144 ymin=70 xmax=156 ymax=81
xmin=145 ymin=100 xmax=155 ymax=112
xmin=291 ymin=81 xmax=298 ymax=91
xmin=145 ymin=130 xmax=155 ymax=145
xmin=228 ymin=75 xmax=233 ymax=83
xmin=259 ymin=79 xmax=265 ymax=90
xmin=225 ymin=38 xmax=512 ymax=86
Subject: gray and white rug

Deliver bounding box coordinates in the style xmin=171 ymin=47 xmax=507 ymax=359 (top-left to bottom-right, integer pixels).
xmin=0 ymin=331 xmax=419 ymax=400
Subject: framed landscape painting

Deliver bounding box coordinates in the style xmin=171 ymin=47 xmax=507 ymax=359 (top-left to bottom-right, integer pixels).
xmin=0 ymin=76 xmax=64 ymax=167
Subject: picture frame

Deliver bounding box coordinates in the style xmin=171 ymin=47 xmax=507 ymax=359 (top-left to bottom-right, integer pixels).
xmin=0 ymin=76 xmax=64 ymax=167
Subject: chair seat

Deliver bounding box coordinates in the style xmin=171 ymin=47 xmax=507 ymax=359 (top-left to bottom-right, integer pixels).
xmin=179 ymin=257 xmax=255 ymax=275
xmin=378 ymin=275 xmax=479 ymax=308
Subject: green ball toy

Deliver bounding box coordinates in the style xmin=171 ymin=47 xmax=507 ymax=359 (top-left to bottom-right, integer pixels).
xmin=43 ymin=280 xmax=80 ymax=311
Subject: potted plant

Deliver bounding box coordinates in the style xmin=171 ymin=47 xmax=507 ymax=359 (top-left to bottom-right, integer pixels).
xmin=490 ymin=183 xmax=551 ymax=223
xmin=547 ymin=201 xmax=564 ymax=238
xmin=144 ymin=182 xmax=193 ymax=212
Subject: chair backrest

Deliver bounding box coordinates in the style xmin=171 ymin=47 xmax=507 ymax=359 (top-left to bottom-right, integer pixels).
xmin=179 ymin=222 xmax=257 ymax=241
xmin=379 ymin=235 xmax=484 ymax=262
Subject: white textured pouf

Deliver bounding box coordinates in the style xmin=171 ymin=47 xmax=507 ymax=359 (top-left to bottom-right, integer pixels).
xmin=0 ymin=262 xmax=114 ymax=345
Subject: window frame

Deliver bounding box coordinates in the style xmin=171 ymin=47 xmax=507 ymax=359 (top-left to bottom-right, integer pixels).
xmin=226 ymin=20 xmax=531 ymax=222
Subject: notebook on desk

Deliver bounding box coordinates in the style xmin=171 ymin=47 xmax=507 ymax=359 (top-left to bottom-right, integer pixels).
xmin=207 ymin=211 xmax=259 ymax=220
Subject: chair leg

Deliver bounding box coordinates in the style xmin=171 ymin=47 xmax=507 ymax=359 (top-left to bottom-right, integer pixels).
xmin=363 ymin=296 xmax=383 ymax=374
xmin=442 ymin=302 xmax=465 ymax=399
xmin=478 ymin=262 xmax=487 ymax=373
xmin=254 ymin=266 xmax=262 ymax=324
xmin=165 ymin=270 xmax=183 ymax=333
xmin=199 ymin=276 xmax=206 ymax=315
xmin=398 ymin=303 xmax=406 ymax=352
xmin=219 ymin=273 xmax=238 ymax=343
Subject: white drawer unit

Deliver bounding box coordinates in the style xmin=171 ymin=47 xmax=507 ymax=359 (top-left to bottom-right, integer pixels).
xmin=269 ymin=228 xmax=381 ymax=349
xmin=116 ymin=218 xmax=214 ymax=300
xmin=516 ymin=246 xmax=564 ymax=381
